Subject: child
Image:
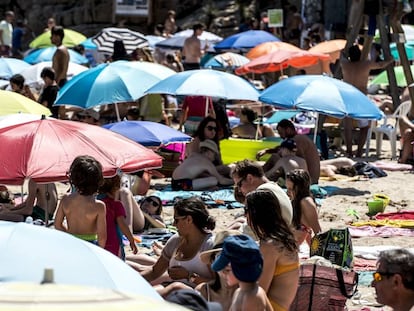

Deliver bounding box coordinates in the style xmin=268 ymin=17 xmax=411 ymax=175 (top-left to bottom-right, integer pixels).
xmin=140 ymin=196 xmax=166 ymax=230
xmin=99 ymin=175 xmax=138 ymax=259
xmin=211 ymin=234 xmax=273 ymax=311
xmin=54 ymin=155 xmax=107 ymax=247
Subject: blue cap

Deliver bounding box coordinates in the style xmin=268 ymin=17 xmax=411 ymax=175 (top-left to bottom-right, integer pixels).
xmin=280 ymin=138 xmax=297 ymax=151
xmin=211 ymin=234 xmax=263 ymax=283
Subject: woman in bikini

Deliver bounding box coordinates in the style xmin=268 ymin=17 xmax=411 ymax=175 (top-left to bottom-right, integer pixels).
xmin=245 ymin=189 xmax=299 ymax=311
xmin=140 ymin=197 xmax=216 ymax=288
xmin=286 ymin=169 xmax=322 ymax=246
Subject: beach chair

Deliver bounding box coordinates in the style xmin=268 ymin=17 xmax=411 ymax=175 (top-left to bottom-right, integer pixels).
xmin=367 ymin=100 xmax=411 ymax=159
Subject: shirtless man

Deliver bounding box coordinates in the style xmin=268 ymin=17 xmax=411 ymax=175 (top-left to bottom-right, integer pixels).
xmin=265 ymin=138 xmax=308 ymax=183
xmin=182 ymin=23 xmax=206 ymax=71
xmin=172 ymin=139 xmax=233 ymax=190
xmin=55 ymin=155 xmax=107 ymax=247
xmin=0 ymin=179 xmax=58 ymax=222
xmin=256 ymin=119 xmax=320 ymax=184
xmin=340 ymin=45 xmax=393 ymax=157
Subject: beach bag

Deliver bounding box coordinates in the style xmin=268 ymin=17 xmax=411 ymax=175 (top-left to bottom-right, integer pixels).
xmin=310 ymin=228 xmax=353 ymax=268
xmin=289 ymin=262 xmax=359 ymax=311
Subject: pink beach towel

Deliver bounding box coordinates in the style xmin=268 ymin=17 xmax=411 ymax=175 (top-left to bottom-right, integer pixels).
xmin=349 ymin=225 xmax=414 ymax=237
xmin=373 ymin=160 xmax=413 ymax=171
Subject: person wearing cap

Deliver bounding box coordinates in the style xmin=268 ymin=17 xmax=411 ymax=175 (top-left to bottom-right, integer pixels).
xmin=197 ymin=230 xmax=240 ymax=311
xmin=77 ymin=108 xmax=100 ymax=125
xmin=265 ymin=138 xmax=308 ymax=186
xmin=244 ymin=189 xmax=299 ymax=311
xmin=172 ymin=139 xmax=233 ymax=191
xmin=211 ymin=234 xmax=273 ymax=311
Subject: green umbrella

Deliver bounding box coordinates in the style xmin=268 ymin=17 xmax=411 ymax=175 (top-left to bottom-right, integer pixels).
xmin=29 ymin=29 xmax=86 ymax=48
xmin=370 ymin=65 xmax=414 ymax=87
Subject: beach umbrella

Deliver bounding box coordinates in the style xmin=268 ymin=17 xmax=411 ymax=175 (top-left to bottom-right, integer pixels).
xmin=23 ymin=47 xmax=89 ymax=65
xmin=103 ymin=120 xmax=192 ymax=147
xmin=214 ymin=30 xmax=281 ymax=52
xmin=54 ymin=61 xmax=175 ymax=111
xmin=0 ymin=221 xmax=162 ymax=300
xmin=144 ymin=69 xmax=259 ymax=101
xmin=0 ymin=118 xmax=162 ymax=185
xmin=80 ymin=37 xmax=97 ymax=49
xmin=155 ymin=29 xmax=222 ymax=50
xmin=29 ymin=29 xmax=87 ymax=49
xmin=259 ymin=75 xmax=383 ymax=120
xmin=370 ymin=64 xmax=414 ymax=87
xmin=145 ymin=35 xmax=165 ymax=48
xmin=308 ymin=39 xmax=347 ymax=62
xmin=390 ymin=42 xmax=414 ymax=60
xmin=20 ymin=61 xmax=88 ymax=88
xmin=0 ymin=90 xmax=51 ymax=116
xmin=0 ymin=113 xmax=55 ymax=128
xmin=203 ymin=52 xmax=250 ymax=70
xmin=0 ymin=58 xmax=30 ymax=79
xmin=246 ymin=41 xmax=302 ymax=59
xmin=92 ymin=27 xmax=148 ymax=54
xmin=235 ymin=50 xmax=330 ymax=74
xmin=0 ymin=282 xmax=186 ymax=311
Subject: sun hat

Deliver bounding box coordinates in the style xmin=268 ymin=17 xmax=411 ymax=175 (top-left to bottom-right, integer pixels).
xmin=200 ymin=139 xmax=219 ymax=155
xmin=280 ymin=138 xmax=297 ymax=151
xmin=199 ymin=229 xmax=241 ymax=264
xmin=211 ymin=234 xmax=263 ymax=283
xmin=166 ymin=289 xmax=223 ymax=311
xmin=78 ymin=108 xmax=100 ymax=121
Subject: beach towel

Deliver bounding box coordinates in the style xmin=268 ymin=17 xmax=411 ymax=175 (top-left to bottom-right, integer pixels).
xmin=352 ymin=162 xmax=387 ymax=179
xmin=351 ymin=219 xmax=414 ymax=228
xmin=375 ymin=210 xmax=414 ymax=220
xmin=349 ymin=225 xmax=414 ymax=237
xmin=373 ymin=160 xmax=413 ymax=171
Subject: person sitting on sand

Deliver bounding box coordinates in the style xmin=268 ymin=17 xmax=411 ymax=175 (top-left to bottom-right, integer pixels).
xmin=0 ymin=179 xmax=57 ymax=223
xmin=140 ymin=195 xmax=166 ymax=230
xmin=172 ymin=139 xmax=233 ymax=191
xmin=232 ymin=107 xmax=275 ymax=139
xmin=285 ymin=169 xmax=322 ymax=246
xmin=264 ymin=138 xmax=308 ymax=185
xmin=211 ymin=234 xmax=273 ymax=311
xmin=98 ymin=175 xmax=138 ymax=259
xmin=54 ymin=155 xmax=107 ymax=247
xmin=244 ymin=189 xmax=299 ymax=311
xmin=256 ymin=119 xmax=320 ymax=184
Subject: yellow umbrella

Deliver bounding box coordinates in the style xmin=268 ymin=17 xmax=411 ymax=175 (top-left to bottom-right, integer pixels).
xmin=0 ymin=282 xmax=188 ymax=311
xmin=29 ymin=29 xmax=87 ymax=48
xmin=0 ymin=90 xmax=51 ymax=116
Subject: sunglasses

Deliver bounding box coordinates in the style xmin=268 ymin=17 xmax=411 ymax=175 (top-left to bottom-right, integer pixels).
xmin=372 ymin=271 xmax=395 ymax=282
xmin=206 ymin=126 xmax=217 ymax=131
xmin=145 ymin=197 xmax=160 ymax=207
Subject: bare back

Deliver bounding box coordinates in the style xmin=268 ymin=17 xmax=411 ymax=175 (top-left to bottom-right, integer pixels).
xmin=54 ymin=193 xmax=107 ymax=247
xmin=182 ymin=36 xmax=202 ymax=63
xmin=293 ymin=135 xmax=320 ymax=184
xmin=341 ymin=59 xmax=373 ymax=93
xmin=230 ymin=286 xmax=273 ymax=311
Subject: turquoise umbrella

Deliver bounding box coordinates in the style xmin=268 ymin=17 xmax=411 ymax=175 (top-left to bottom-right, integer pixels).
xmin=24 ymin=47 xmax=89 ymax=65
xmin=390 ymin=42 xmax=414 ymax=60
xmin=0 ymin=58 xmax=30 ymax=79
xmin=370 ymin=65 xmax=414 ymax=87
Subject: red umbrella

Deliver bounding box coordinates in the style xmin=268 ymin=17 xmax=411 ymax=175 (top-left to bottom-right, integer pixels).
xmin=0 ymin=118 xmax=163 ymax=185
xmin=246 ymin=41 xmax=302 ymax=59
xmin=235 ymin=50 xmax=330 ymax=75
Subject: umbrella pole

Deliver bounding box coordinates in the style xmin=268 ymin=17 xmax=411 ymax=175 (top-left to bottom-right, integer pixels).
xmin=45 ymin=184 xmax=49 ymax=226
xmin=313 ymin=113 xmax=319 ymax=144
xmin=115 ymin=104 xmax=121 ymax=122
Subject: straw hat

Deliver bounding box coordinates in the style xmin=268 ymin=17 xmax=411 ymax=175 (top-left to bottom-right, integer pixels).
xmin=200 ymin=229 xmax=240 ymax=264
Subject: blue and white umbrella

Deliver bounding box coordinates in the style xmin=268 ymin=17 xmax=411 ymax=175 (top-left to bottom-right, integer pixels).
xmin=0 ymin=58 xmax=30 ymax=79
xmin=23 ymin=47 xmax=89 ymax=65
xmin=54 ymin=61 xmax=175 ymax=109
xmin=103 ymin=120 xmax=191 ymax=147
xmin=144 ymin=69 xmax=259 ymax=101
xmin=259 ymin=75 xmax=383 ymax=120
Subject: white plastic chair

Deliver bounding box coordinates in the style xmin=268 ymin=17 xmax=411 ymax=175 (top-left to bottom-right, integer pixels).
xmin=369 ymin=100 xmax=412 ymax=159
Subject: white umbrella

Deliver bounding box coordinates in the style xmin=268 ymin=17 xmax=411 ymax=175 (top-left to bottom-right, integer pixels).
xmin=155 ymin=29 xmax=222 ymax=49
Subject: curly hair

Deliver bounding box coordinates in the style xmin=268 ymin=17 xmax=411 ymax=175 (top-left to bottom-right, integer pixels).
xmin=245 ymin=189 xmax=297 ymax=252
xmin=174 ymin=197 xmax=216 ymax=232
xmin=286 ymin=169 xmax=313 ymax=229
xmin=69 ymin=155 xmax=104 ymax=196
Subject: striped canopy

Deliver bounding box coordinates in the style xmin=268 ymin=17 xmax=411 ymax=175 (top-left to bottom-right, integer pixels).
xmin=92 ymin=27 xmax=148 ymax=54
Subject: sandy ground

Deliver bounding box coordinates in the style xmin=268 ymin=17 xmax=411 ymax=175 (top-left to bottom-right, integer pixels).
xmin=6 ymin=137 xmax=412 ymax=310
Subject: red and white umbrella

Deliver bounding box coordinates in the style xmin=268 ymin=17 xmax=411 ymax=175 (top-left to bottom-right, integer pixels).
xmin=0 ymin=118 xmax=162 ymax=185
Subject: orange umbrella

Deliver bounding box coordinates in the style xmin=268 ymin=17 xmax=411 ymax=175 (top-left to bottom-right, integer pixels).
xmin=246 ymin=41 xmax=302 ymax=59
xmin=308 ymin=39 xmax=347 ymax=54
xmin=235 ymin=50 xmax=330 ymax=74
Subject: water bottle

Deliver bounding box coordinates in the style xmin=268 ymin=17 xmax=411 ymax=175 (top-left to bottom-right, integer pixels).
xmin=25 ymin=216 xmax=33 ymax=224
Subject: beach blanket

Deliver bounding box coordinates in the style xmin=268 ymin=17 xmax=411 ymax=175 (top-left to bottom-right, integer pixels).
xmin=349 ymin=225 xmax=414 ymax=237
xmin=148 ymin=188 xmax=244 ymax=208
xmin=375 ymin=210 xmax=414 ymax=220
xmin=351 ymin=219 xmax=414 ymax=228
xmin=373 ymin=160 xmax=413 ymax=171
